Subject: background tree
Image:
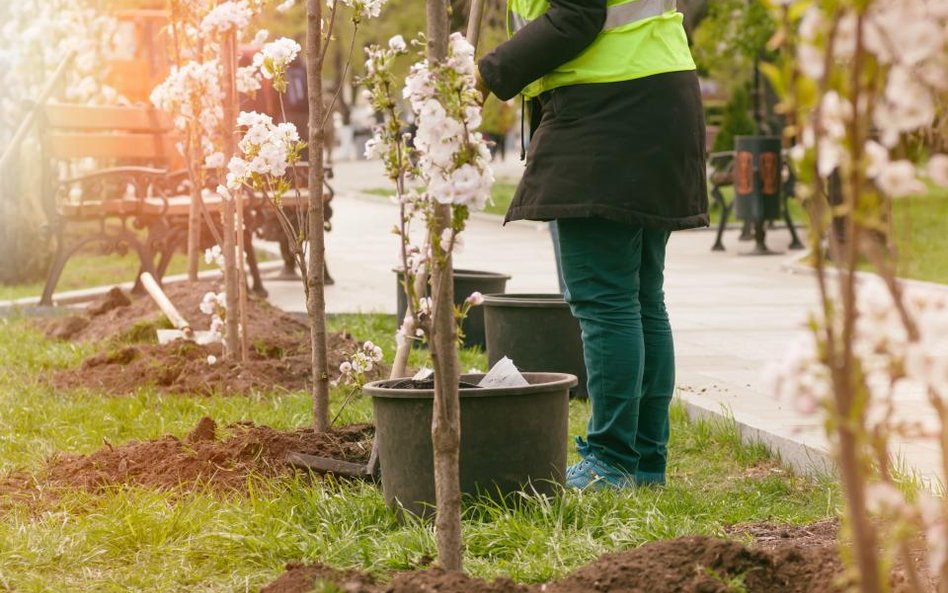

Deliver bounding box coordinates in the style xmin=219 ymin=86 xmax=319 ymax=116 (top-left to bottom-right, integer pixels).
xmin=0 ymin=0 xmax=120 ymax=286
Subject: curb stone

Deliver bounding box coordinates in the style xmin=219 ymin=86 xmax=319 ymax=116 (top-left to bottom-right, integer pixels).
xmin=676 ymin=385 xmax=837 ymax=480
xmin=0 ymin=258 xmax=285 ymax=315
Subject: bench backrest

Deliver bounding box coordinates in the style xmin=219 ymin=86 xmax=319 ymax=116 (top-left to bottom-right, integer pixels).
xmin=42 ymin=104 xmax=179 ymax=164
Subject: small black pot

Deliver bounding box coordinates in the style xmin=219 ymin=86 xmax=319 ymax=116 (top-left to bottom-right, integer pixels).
xmin=483 ymin=293 xmax=587 ymax=398
xmin=395 ymin=268 xmax=511 ymax=350
xmin=366 ymin=372 xmax=576 ymax=518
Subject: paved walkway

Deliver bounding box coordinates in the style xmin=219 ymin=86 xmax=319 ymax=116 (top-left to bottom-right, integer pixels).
xmin=266 ymin=158 xmax=948 ymax=488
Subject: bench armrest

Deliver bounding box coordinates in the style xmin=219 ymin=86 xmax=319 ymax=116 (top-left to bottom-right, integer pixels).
xmin=59 ymin=166 xmax=169 ymax=187
xmin=54 ymin=166 xmax=176 ymax=220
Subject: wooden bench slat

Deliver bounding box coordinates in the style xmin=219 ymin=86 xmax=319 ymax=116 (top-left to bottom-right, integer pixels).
xmin=61 ymin=191 xmax=310 ymax=220
xmin=44 ymin=105 xmax=174 ymax=132
xmin=48 ymin=132 xmax=178 ymax=160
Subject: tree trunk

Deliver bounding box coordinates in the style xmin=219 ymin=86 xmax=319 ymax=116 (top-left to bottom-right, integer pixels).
xmin=306 ymin=0 xmax=331 ymax=432
xmin=837 ymin=423 xmax=882 ymax=593
xmin=390 ymin=271 xmax=428 ymax=379
xmin=426 ymin=0 xmax=463 ymax=572
xmin=220 ymin=32 xmax=241 ymax=360
xmin=430 ymin=214 xmax=462 ymax=573
xmin=186 ymin=181 xmax=202 ymax=281
xmin=235 ymin=189 xmax=250 ymax=362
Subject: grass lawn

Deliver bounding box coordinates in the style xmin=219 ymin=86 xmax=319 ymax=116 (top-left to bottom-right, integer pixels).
xmin=889 ymin=186 xmax=948 ymax=284
xmin=0 ymin=249 xmax=276 ymax=303
xmin=363 ymin=181 xmax=519 ymax=217
xmin=0 ymin=312 xmax=840 ymax=592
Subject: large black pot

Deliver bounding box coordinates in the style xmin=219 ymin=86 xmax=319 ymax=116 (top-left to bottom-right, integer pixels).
xmin=395 ymin=268 xmax=511 ymax=350
xmin=483 ymin=293 xmax=587 ymax=398
xmin=366 ymin=372 xmax=576 ymax=518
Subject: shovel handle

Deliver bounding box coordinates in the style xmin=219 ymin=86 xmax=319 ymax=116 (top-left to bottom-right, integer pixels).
xmin=466 ymin=0 xmax=486 ymax=49
xmin=139 ymin=273 xmax=192 ymax=335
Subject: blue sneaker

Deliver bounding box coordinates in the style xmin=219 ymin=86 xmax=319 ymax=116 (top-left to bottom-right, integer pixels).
xmin=565 ymin=437 xmax=635 ymax=490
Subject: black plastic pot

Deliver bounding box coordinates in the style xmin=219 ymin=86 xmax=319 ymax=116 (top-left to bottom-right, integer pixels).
xmin=366 ymin=372 xmax=576 ymax=518
xmin=483 ymin=293 xmax=587 ymax=398
xmin=395 ymin=268 xmax=511 ymax=350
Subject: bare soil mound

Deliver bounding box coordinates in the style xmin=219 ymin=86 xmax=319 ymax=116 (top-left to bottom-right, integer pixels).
xmin=546 ymin=536 xmax=843 ymax=593
xmin=4 ymin=417 xmax=373 ymax=497
xmin=262 ymin=530 xmax=926 ymax=593
xmin=44 ymin=282 xmax=384 ymax=395
xmin=260 ymin=564 xmax=529 ymax=593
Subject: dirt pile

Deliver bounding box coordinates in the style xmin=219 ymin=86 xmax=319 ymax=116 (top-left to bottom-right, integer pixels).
xmin=261 ymin=564 xmax=530 ymax=593
xmin=546 ymin=536 xmax=843 ymax=593
xmin=8 ymin=417 xmax=373 ymax=496
xmin=262 ymin=529 xmax=927 ymax=593
xmin=44 ymin=282 xmax=384 ymax=395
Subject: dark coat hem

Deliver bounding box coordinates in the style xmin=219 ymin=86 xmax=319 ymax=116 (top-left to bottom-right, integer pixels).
xmin=504 ymin=203 xmax=710 ymax=231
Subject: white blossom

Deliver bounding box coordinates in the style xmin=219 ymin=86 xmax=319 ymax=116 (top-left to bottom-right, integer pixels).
xmin=927 ymin=154 xmax=948 ymax=187
xmin=388 ymin=35 xmax=406 ymax=52
xmin=466 ymin=292 xmax=484 ymax=306
xmin=252 ymin=29 xmax=269 ymax=46
xmin=876 ymin=160 xmax=926 ymax=197
xmin=864 ymin=140 xmax=889 ymax=179
xmin=920 ymin=494 xmax=948 ymax=580
xmin=763 ymin=331 xmax=830 ymax=416
xmin=333 ymin=0 xmax=387 ymax=19
xmin=236 ymin=65 xmax=262 ymax=94
xmin=228 ymin=113 xmax=302 ymax=188
xmin=200 ymin=291 xmax=227 ymax=316
xmin=865 ymin=482 xmax=908 ymax=516
xmin=252 ymin=37 xmax=301 ymax=80
xmin=205 ymin=152 xmax=226 ymax=169
xmin=203 ymin=245 xmax=225 ymax=268
xmin=200 ymin=1 xmax=252 ymax=35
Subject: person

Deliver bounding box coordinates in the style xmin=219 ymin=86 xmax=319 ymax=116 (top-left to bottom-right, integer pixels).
xmin=476 ymin=0 xmax=709 ymax=489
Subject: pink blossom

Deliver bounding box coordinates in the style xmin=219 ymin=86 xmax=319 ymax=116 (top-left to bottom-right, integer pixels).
xmin=928 ymin=154 xmax=948 ymax=187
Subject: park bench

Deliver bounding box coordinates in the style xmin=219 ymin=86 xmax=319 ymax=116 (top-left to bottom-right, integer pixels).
xmin=38 ymin=103 xmax=273 ymax=305
xmin=706 ymin=149 xmax=804 ymax=252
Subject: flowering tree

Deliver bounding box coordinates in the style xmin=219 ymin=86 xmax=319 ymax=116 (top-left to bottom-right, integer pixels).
xmin=150 ymin=0 xmax=269 ymax=360
xmin=214 ymin=0 xmax=384 ymax=429
xmin=0 ymin=0 xmax=120 ymax=147
xmin=765 ymin=1 xmax=948 ymax=592
xmin=362 ymin=1 xmax=493 ymax=568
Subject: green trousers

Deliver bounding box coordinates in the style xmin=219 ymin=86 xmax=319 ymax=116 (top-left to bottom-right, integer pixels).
xmin=556 ymin=218 xmax=675 ymax=485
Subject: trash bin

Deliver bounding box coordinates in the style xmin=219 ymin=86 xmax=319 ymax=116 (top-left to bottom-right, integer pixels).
xmin=733 ymin=135 xmax=783 ymax=254
xmin=734 ymin=135 xmax=782 ymax=222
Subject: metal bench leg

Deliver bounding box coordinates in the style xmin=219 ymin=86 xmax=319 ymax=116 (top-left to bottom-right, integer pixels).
xmin=40 ymin=226 xmax=69 ymax=306
xmin=131 ymin=239 xmax=159 ymax=286
xmin=132 ymin=223 xmax=176 ymax=294
xmin=711 ymin=185 xmax=731 ymax=252
xmin=324 ymin=261 xmax=335 ymax=286
xmin=784 ymin=204 xmax=804 ymax=250
xmin=245 ymin=228 xmax=268 ymax=298
xmin=739 ymin=219 xmax=754 ymax=241
xmin=783 ymin=167 xmax=805 ymax=250
xmin=278 ymin=235 xmax=297 ymax=278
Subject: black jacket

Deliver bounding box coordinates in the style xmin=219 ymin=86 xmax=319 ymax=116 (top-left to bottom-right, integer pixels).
xmin=478 ymin=0 xmax=709 ymax=230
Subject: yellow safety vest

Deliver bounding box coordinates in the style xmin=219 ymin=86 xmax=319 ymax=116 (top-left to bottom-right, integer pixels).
xmin=508 ymin=0 xmax=696 ymax=98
